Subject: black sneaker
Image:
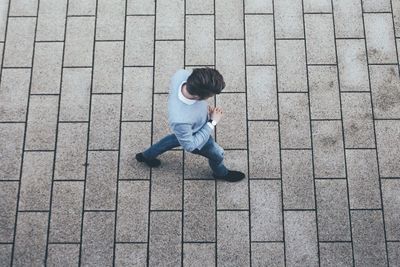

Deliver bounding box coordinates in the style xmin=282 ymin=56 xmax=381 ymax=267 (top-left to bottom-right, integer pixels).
xmin=135 ymin=153 xmax=161 ymax=168
xmin=213 ymin=170 xmax=245 ymax=182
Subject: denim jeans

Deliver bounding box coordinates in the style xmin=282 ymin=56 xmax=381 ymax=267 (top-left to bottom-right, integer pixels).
xmin=142 ymin=134 xmax=228 ymax=177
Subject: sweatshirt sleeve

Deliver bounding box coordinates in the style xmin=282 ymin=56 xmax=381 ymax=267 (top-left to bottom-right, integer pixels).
xmin=171 ymin=122 xmax=213 ymax=152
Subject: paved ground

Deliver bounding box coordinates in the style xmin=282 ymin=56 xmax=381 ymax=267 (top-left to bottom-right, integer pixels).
xmin=1 ymin=0 xmax=400 ymax=266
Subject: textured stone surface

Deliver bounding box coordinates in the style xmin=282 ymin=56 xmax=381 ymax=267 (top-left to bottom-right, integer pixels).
xmin=275 ymin=0 xmax=303 ymax=38
xmin=251 ymin=243 xmax=285 ymax=267
xmin=185 ymin=16 xmax=213 ymax=66
xmin=115 ymin=243 xmax=147 ymax=267
xmin=156 ymin=0 xmax=184 ymax=40
xmin=375 ymin=120 xmax=400 ymax=177
xmin=96 ymin=0 xmax=125 ymax=40
xmin=216 ymin=0 xmax=243 ymax=39
xmin=125 ymin=16 xmax=154 ymax=66
xmin=0 ymin=123 xmax=24 ymax=180
xmin=36 ymin=0 xmax=67 ymax=41
xmin=183 ymin=243 xmax=215 ymax=267
xmin=332 ymin=0 xmax=364 ymax=38
xmin=0 ymin=182 xmax=18 ymax=242
xmin=245 ymin=15 xmax=274 ymax=65
xmin=382 ymin=179 xmax=400 ymax=240
xmin=47 ymin=244 xmax=80 ymax=267
xmin=319 ymin=242 xmax=353 ymax=267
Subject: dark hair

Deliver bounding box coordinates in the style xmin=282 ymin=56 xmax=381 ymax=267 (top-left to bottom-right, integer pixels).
xmin=186 ymin=68 xmax=225 ymax=99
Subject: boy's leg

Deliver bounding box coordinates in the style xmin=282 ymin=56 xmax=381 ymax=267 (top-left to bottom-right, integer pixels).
xmin=142 ymin=134 xmax=181 ymax=159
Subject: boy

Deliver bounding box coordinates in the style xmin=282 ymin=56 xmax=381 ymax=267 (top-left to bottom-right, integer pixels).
xmin=136 ymin=68 xmax=245 ymax=182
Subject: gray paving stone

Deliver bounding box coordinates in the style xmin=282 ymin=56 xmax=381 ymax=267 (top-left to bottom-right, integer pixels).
xmin=312 ymin=121 xmax=346 ymax=178
xmin=245 ymin=15 xmax=274 ymax=65
xmin=382 ymin=179 xmax=400 ymax=240
xmin=184 ymin=151 xmax=212 ymax=179
xmin=125 ymin=16 xmax=154 ymax=66
xmin=0 ymin=244 xmax=12 ymax=267
xmin=93 ymin=41 xmax=123 ymax=93
xmin=186 ymin=0 xmax=213 ymax=14
xmin=216 ymin=40 xmax=245 ymax=92
xmin=81 ymin=212 xmax=115 ymax=267
xmin=183 ymin=243 xmax=215 ymax=267
xmin=336 ymin=39 xmax=370 ymax=92
xmin=308 ymin=66 xmax=341 ymax=120
xmin=85 ymin=151 xmax=118 ymax=210
xmin=370 ymin=65 xmax=400 ymax=119
xmin=36 ymin=0 xmax=67 ymax=41
xmin=185 ymin=15 xmax=214 ymax=66
xmin=49 ymin=181 xmax=84 ymax=242
xmin=25 ymin=95 xmax=58 ymax=150
xmin=155 ymin=41 xmax=184 ymax=92
xmin=0 ymin=0 xmax=8 ymax=41
xmin=149 ymin=211 xmax=182 ymax=266
xmin=388 ymin=242 xmax=400 ymax=266
xmin=156 ymin=0 xmax=184 ymax=40
xmin=89 ymin=95 xmax=120 ymax=150
xmin=305 ymin=14 xmax=336 ymax=64
xmin=0 ymin=182 xmax=18 ymax=242
xmin=394 ymin=0 xmax=400 ymax=37
xmin=274 ymin=0 xmax=303 ymax=38
xmin=151 ymin=151 xmax=183 ymax=210
xmin=96 ymin=0 xmax=125 ymax=40
xmin=0 ymin=123 xmax=24 ymax=180
xmin=216 ymin=93 xmax=247 ymax=149
xmin=303 ymin=0 xmax=332 ymax=13
xmin=316 ymin=180 xmax=351 ymax=241
xmin=362 ymin=0 xmax=391 ymax=12
xmin=68 ymin=0 xmax=96 ymax=15
xmin=116 ymin=180 xmax=149 ymax=242
xmin=365 ymin=13 xmax=398 ymax=64
xmin=332 ymin=0 xmax=364 ymax=38
xmin=184 ymin=180 xmax=215 ymax=242
xmin=282 ymin=150 xmax=315 ymax=210
xmin=244 ymin=0 xmax=272 ymax=13
xmin=319 ymin=242 xmax=353 ymax=267
xmin=47 ymin=244 xmax=80 ymax=267
xmin=59 ymin=68 xmax=91 ymax=122
xmin=120 ymin=122 xmax=151 ymax=180
xmin=251 ymin=243 xmax=284 ymax=267
xmin=217 ymin=211 xmax=250 ymax=267
xmin=9 ymin=0 xmax=38 ymax=16
xmin=153 ymin=93 xmax=172 ymax=147
xmin=248 ymin=121 xmax=280 ymax=178
xmin=127 ymin=0 xmax=153 ymax=15
xmin=31 ymin=42 xmax=63 ymax=94
xmin=250 ymin=180 xmax=283 ymax=241
xmin=215 ymin=0 xmax=243 ymax=39
xmin=346 ymin=150 xmax=381 ymax=209
xmin=276 ymin=40 xmax=308 ymax=92
xmin=19 ymin=152 xmax=53 ymax=210
xmin=3 ymin=17 xmax=36 ymax=67
xmin=0 ymin=42 xmax=3 ymax=69
xmin=376 ymin=120 xmax=400 ymax=177
xmin=351 ymin=210 xmax=387 ymax=266
xmin=64 ymin=17 xmax=95 ymax=67
xmin=246 ymin=66 xmax=278 ymax=120
xmin=13 ymin=212 xmax=48 ymax=267
xmin=115 ymin=243 xmax=147 ymax=267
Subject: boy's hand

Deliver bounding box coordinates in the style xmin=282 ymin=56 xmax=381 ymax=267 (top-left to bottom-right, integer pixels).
xmin=210 ymin=106 xmax=223 ymax=123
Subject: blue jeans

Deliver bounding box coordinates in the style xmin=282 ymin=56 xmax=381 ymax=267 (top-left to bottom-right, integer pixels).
xmin=142 ymin=134 xmax=228 ymax=177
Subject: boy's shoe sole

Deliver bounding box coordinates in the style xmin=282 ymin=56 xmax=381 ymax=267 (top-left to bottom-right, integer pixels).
xmin=135 ymin=153 xmax=161 ymax=168
xmin=213 ymin=170 xmax=245 ymax=182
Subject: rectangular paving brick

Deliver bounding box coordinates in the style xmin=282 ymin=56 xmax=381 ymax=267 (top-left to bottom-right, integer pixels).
xmin=125 ymin=16 xmax=154 ymax=66
xmin=186 ymin=0 xmax=213 ymax=14
xmin=250 ymin=180 xmax=283 ymax=241
xmin=316 ymin=180 xmax=351 ymax=241
xmin=382 ymin=179 xmax=400 ymax=240
xmin=47 ymin=244 xmax=80 ymax=267
xmin=0 ymin=182 xmax=18 ymax=242
xmin=282 ymin=150 xmax=315 ymax=210
xmin=319 ymin=242 xmax=353 ymax=267
xmin=89 ymin=95 xmax=120 ymax=150
xmin=0 ymin=42 xmax=3 ymax=69
xmin=116 ymin=180 xmax=149 ymax=242
xmin=64 ymin=17 xmax=95 ymax=67
xmin=156 ymin=0 xmax=184 ymax=40
xmin=376 ymin=120 xmax=400 ymax=177
xmin=115 ymin=243 xmax=147 ymax=266
xmin=251 ymin=243 xmax=284 ymax=267
xmin=249 ymin=121 xmax=280 ymax=178
xmin=25 ymin=95 xmax=59 ymax=150
xmin=394 ymin=0 xmax=400 ymax=37
xmin=303 ymin=0 xmax=332 ymax=13
xmin=364 ymin=13 xmax=397 ymax=64
xmin=149 ymin=211 xmax=182 ymax=266
xmin=185 ymin=15 xmax=214 ymax=66
xmin=81 ymin=212 xmax=114 ymax=266
xmin=127 ymin=0 xmax=154 ymax=15
xmin=93 ymin=41 xmax=123 ymax=93
xmin=244 ymin=0 xmax=272 ymax=13
xmin=245 ymin=15 xmax=274 ymax=65
xmin=85 ymin=151 xmax=118 ymax=210
xmin=216 ymin=0 xmax=243 ymax=39
xmin=0 ymin=0 xmax=9 ymax=41
xmin=0 ymin=244 xmax=12 ymax=267
xmin=3 ymin=17 xmax=35 ymax=67
xmin=19 ymin=152 xmax=53 ymax=210
xmin=152 ymin=93 xmax=170 ymax=144
xmin=31 ymin=42 xmax=63 ymax=94
xmin=0 ymin=123 xmax=24 ymax=180
xmin=183 ymin=243 xmax=215 ymax=266
xmin=184 ymin=152 xmax=212 ymax=180
xmin=119 ymin=122 xmax=151 ymax=180
xmin=346 ymin=149 xmax=381 ymax=209
xmin=332 ymin=0 xmax=364 ymax=38
xmin=216 ymin=93 xmax=247 ymax=149
xmin=351 ymin=210 xmax=387 ymax=266
xmin=96 ymin=0 xmax=125 ymax=40
xmin=276 ymin=40 xmax=308 ymax=92
xmin=184 ymin=180 xmax=215 ymax=242
xmin=336 ymin=39 xmax=370 ymax=92
xmin=341 ymin=93 xmax=375 ymax=148
xmin=59 ymin=68 xmax=92 ymax=122
xmin=13 ymin=212 xmax=48 ymax=267
xmin=305 ymin=14 xmax=336 ymax=64
xmin=279 ymin=93 xmax=311 ymax=149
xmin=217 ymin=211 xmax=250 ymax=266
xmin=49 ymin=181 xmax=84 ymax=242
xmin=68 ymin=0 xmax=96 ymax=15
xmin=363 ymin=0 xmax=391 ymax=12
xmin=312 ymin=121 xmax=346 ymax=178
xmin=216 ymin=40 xmax=245 ymax=92
xmin=388 ymin=242 xmax=400 ymax=266
xmin=9 ymin=0 xmax=38 ymax=16
xmin=274 ymin=0 xmax=303 ymax=38
xmin=36 ymin=0 xmax=67 ymax=41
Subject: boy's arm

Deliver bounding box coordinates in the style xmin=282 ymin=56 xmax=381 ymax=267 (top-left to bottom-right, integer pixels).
xmin=172 ymin=123 xmax=213 ymax=152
